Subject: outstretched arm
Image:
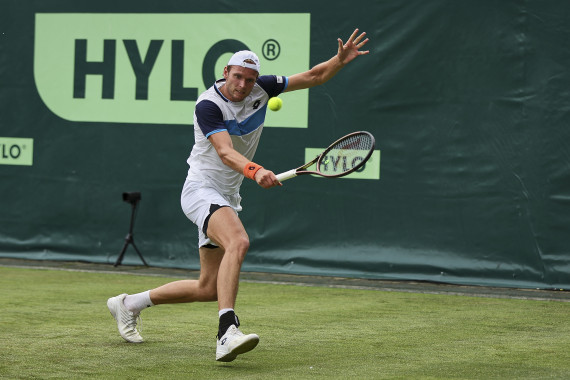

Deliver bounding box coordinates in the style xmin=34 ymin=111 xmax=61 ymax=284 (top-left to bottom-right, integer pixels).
xmin=284 ymin=28 xmax=370 ymax=93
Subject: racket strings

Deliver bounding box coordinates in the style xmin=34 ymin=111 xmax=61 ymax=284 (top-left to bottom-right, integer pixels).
xmin=335 ymin=134 xmax=373 ymax=151
xmin=318 ymin=133 xmax=374 ymax=176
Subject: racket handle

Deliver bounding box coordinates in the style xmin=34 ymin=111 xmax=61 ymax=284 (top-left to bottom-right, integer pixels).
xmin=276 ymin=169 xmax=298 ymax=182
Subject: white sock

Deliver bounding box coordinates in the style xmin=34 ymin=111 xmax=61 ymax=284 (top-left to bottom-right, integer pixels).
xmin=124 ymin=290 xmax=154 ymax=313
xmin=218 ymin=308 xmax=234 ymax=318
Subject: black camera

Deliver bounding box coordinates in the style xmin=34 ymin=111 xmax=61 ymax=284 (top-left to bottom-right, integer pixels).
xmin=122 ymin=192 xmax=141 ymax=204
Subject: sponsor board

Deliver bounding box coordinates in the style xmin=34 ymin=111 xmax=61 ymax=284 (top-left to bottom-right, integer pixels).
xmin=0 ymin=138 xmax=34 ymax=166
xmin=34 ymin=13 xmax=310 ymax=127
xmin=304 ymin=147 xmax=381 ymax=180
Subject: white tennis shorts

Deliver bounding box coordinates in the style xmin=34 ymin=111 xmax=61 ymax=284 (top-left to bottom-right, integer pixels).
xmin=180 ymin=180 xmax=242 ymax=248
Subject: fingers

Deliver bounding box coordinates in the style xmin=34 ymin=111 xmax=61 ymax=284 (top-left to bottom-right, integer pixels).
xmin=348 ymin=28 xmax=359 ymax=43
xmin=255 ymin=169 xmax=283 ymax=188
xmin=264 ymin=174 xmax=282 ymax=188
xmin=337 ymin=38 xmax=344 ymax=53
xmin=343 ymin=29 xmax=369 ymax=52
xmin=353 ymin=30 xmax=366 ymax=45
xmin=263 ymin=178 xmax=283 ymax=188
xmin=356 ymin=37 xmax=369 ymax=49
xmin=357 ymin=36 xmax=370 ymax=55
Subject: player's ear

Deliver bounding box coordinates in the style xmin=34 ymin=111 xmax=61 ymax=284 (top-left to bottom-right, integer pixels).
xmin=223 ymin=66 xmax=230 ymax=79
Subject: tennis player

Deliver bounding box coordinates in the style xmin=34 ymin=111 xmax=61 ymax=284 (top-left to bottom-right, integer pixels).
xmin=107 ymin=28 xmax=370 ymax=362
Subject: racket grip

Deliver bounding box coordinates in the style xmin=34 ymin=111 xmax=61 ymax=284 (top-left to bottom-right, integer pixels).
xmin=275 ymin=169 xmax=298 ymax=182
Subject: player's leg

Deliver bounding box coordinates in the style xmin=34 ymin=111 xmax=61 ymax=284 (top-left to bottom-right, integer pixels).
xmin=107 ymin=181 xmax=232 ymax=344
xmin=107 ymin=247 xmax=224 ymax=343
xmin=149 ymin=246 xmax=224 ymax=304
xmin=205 ymin=206 xmax=259 ymax=362
xmin=206 ymin=206 xmax=249 ymax=310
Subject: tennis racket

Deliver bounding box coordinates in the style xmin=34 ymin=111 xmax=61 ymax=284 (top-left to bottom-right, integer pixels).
xmin=276 ymin=131 xmax=375 ymax=182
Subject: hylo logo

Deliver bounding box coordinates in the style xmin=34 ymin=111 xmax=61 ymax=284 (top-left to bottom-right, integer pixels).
xmin=0 ymin=138 xmax=34 ymax=166
xmin=34 ymin=13 xmax=310 ymax=127
xmin=305 ymin=148 xmax=381 ymax=180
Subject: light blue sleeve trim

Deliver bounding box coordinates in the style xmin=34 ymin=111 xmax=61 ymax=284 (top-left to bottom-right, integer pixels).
xmin=205 ymin=129 xmax=227 ymax=138
xmin=283 ymin=76 xmax=289 ymax=91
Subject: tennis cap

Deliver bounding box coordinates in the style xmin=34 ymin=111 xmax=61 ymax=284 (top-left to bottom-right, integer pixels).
xmin=227 ymin=50 xmax=260 ymax=73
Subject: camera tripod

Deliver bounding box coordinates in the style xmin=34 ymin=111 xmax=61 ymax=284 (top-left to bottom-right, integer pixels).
xmin=114 ymin=192 xmax=148 ymax=267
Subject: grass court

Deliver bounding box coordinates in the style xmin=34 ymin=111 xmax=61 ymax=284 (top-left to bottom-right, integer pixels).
xmin=0 ymin=265 xmax=569 ymax=379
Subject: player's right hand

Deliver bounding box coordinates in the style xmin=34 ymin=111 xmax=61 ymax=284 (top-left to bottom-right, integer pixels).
xmin=254 ymin=168 xmax=283 ymax=188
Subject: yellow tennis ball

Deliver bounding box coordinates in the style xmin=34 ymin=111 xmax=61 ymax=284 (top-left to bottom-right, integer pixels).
xmin=268 ymin=97 xmax=282 ymax=111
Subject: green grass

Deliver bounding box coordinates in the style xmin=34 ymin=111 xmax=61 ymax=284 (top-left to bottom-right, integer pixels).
xmin=0 ymin=266 xmax=569 ymax=379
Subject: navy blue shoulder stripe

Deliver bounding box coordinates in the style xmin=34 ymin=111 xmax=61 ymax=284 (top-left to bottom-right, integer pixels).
xmin=256 ymin=75 xmax=288 ymax=98
xmin=195 ymin=100 xmax=226 ymax=137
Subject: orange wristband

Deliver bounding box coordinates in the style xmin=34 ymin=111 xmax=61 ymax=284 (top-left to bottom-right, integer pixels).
xmin=243 ymin=162 xmax=263 ymax=180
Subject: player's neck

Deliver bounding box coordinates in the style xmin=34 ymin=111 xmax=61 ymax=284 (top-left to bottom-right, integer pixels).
xmin=214 ymin=80 xmax=230 ymax=98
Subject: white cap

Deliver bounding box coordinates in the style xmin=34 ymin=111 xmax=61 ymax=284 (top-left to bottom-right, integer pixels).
xmin=227 ymin=50 xmax=260 ymax=73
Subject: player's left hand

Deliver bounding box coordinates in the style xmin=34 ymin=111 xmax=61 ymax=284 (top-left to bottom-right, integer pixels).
xmin=337 ymin=28 xmax=370 ymax=65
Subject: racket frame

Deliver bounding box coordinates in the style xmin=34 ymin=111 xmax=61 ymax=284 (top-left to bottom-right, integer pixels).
xmin=275 ymin=131 xmax=375 ymax=182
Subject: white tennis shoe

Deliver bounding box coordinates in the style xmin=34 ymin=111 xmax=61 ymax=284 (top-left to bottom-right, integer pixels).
xmin=216 ymin=325 xmax=259 ymax=362
xmin=107 ymin=293 xmax=144 ymax=343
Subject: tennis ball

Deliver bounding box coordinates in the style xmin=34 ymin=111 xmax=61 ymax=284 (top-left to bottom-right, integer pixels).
xmin=268 ymin=97 xmax=282 ymax=111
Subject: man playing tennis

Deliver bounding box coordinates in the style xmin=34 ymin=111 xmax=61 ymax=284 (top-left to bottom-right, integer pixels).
xmin=107 ymin=28 xmax=369 ymax=362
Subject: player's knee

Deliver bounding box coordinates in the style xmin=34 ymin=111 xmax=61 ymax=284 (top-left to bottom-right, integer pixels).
xmin=234 ymin=236 xmax=250 ymax=256
xmin=204 ymin=287 xmax=218 ymax=301
xmin=226 ymin=236 xmax=249 ymax=262
xmin=198 ymin=282 xmax=218 ymax=301
xmin=226 ymin=234 xmax=249 ymax=250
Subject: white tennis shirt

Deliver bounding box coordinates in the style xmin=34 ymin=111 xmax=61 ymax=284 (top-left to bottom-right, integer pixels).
xmin=186 ymin=75 xmax=288 ymax=194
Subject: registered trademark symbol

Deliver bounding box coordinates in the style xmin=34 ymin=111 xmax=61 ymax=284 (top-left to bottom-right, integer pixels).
xmin=262 ymin=39 xmax=281 ymax=61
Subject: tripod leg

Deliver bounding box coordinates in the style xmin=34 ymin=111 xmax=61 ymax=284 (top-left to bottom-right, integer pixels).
xmin=115 ymin=200 xmax=148 ymax=267
xmin=130 ymin=240 xmax=149 ymax=267
xmin=114 ymin=236 xmax=131 ymax=267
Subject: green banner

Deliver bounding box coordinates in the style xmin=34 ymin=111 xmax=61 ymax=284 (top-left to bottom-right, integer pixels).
xmin=1 ymin=0 xmax=569 ymax=290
